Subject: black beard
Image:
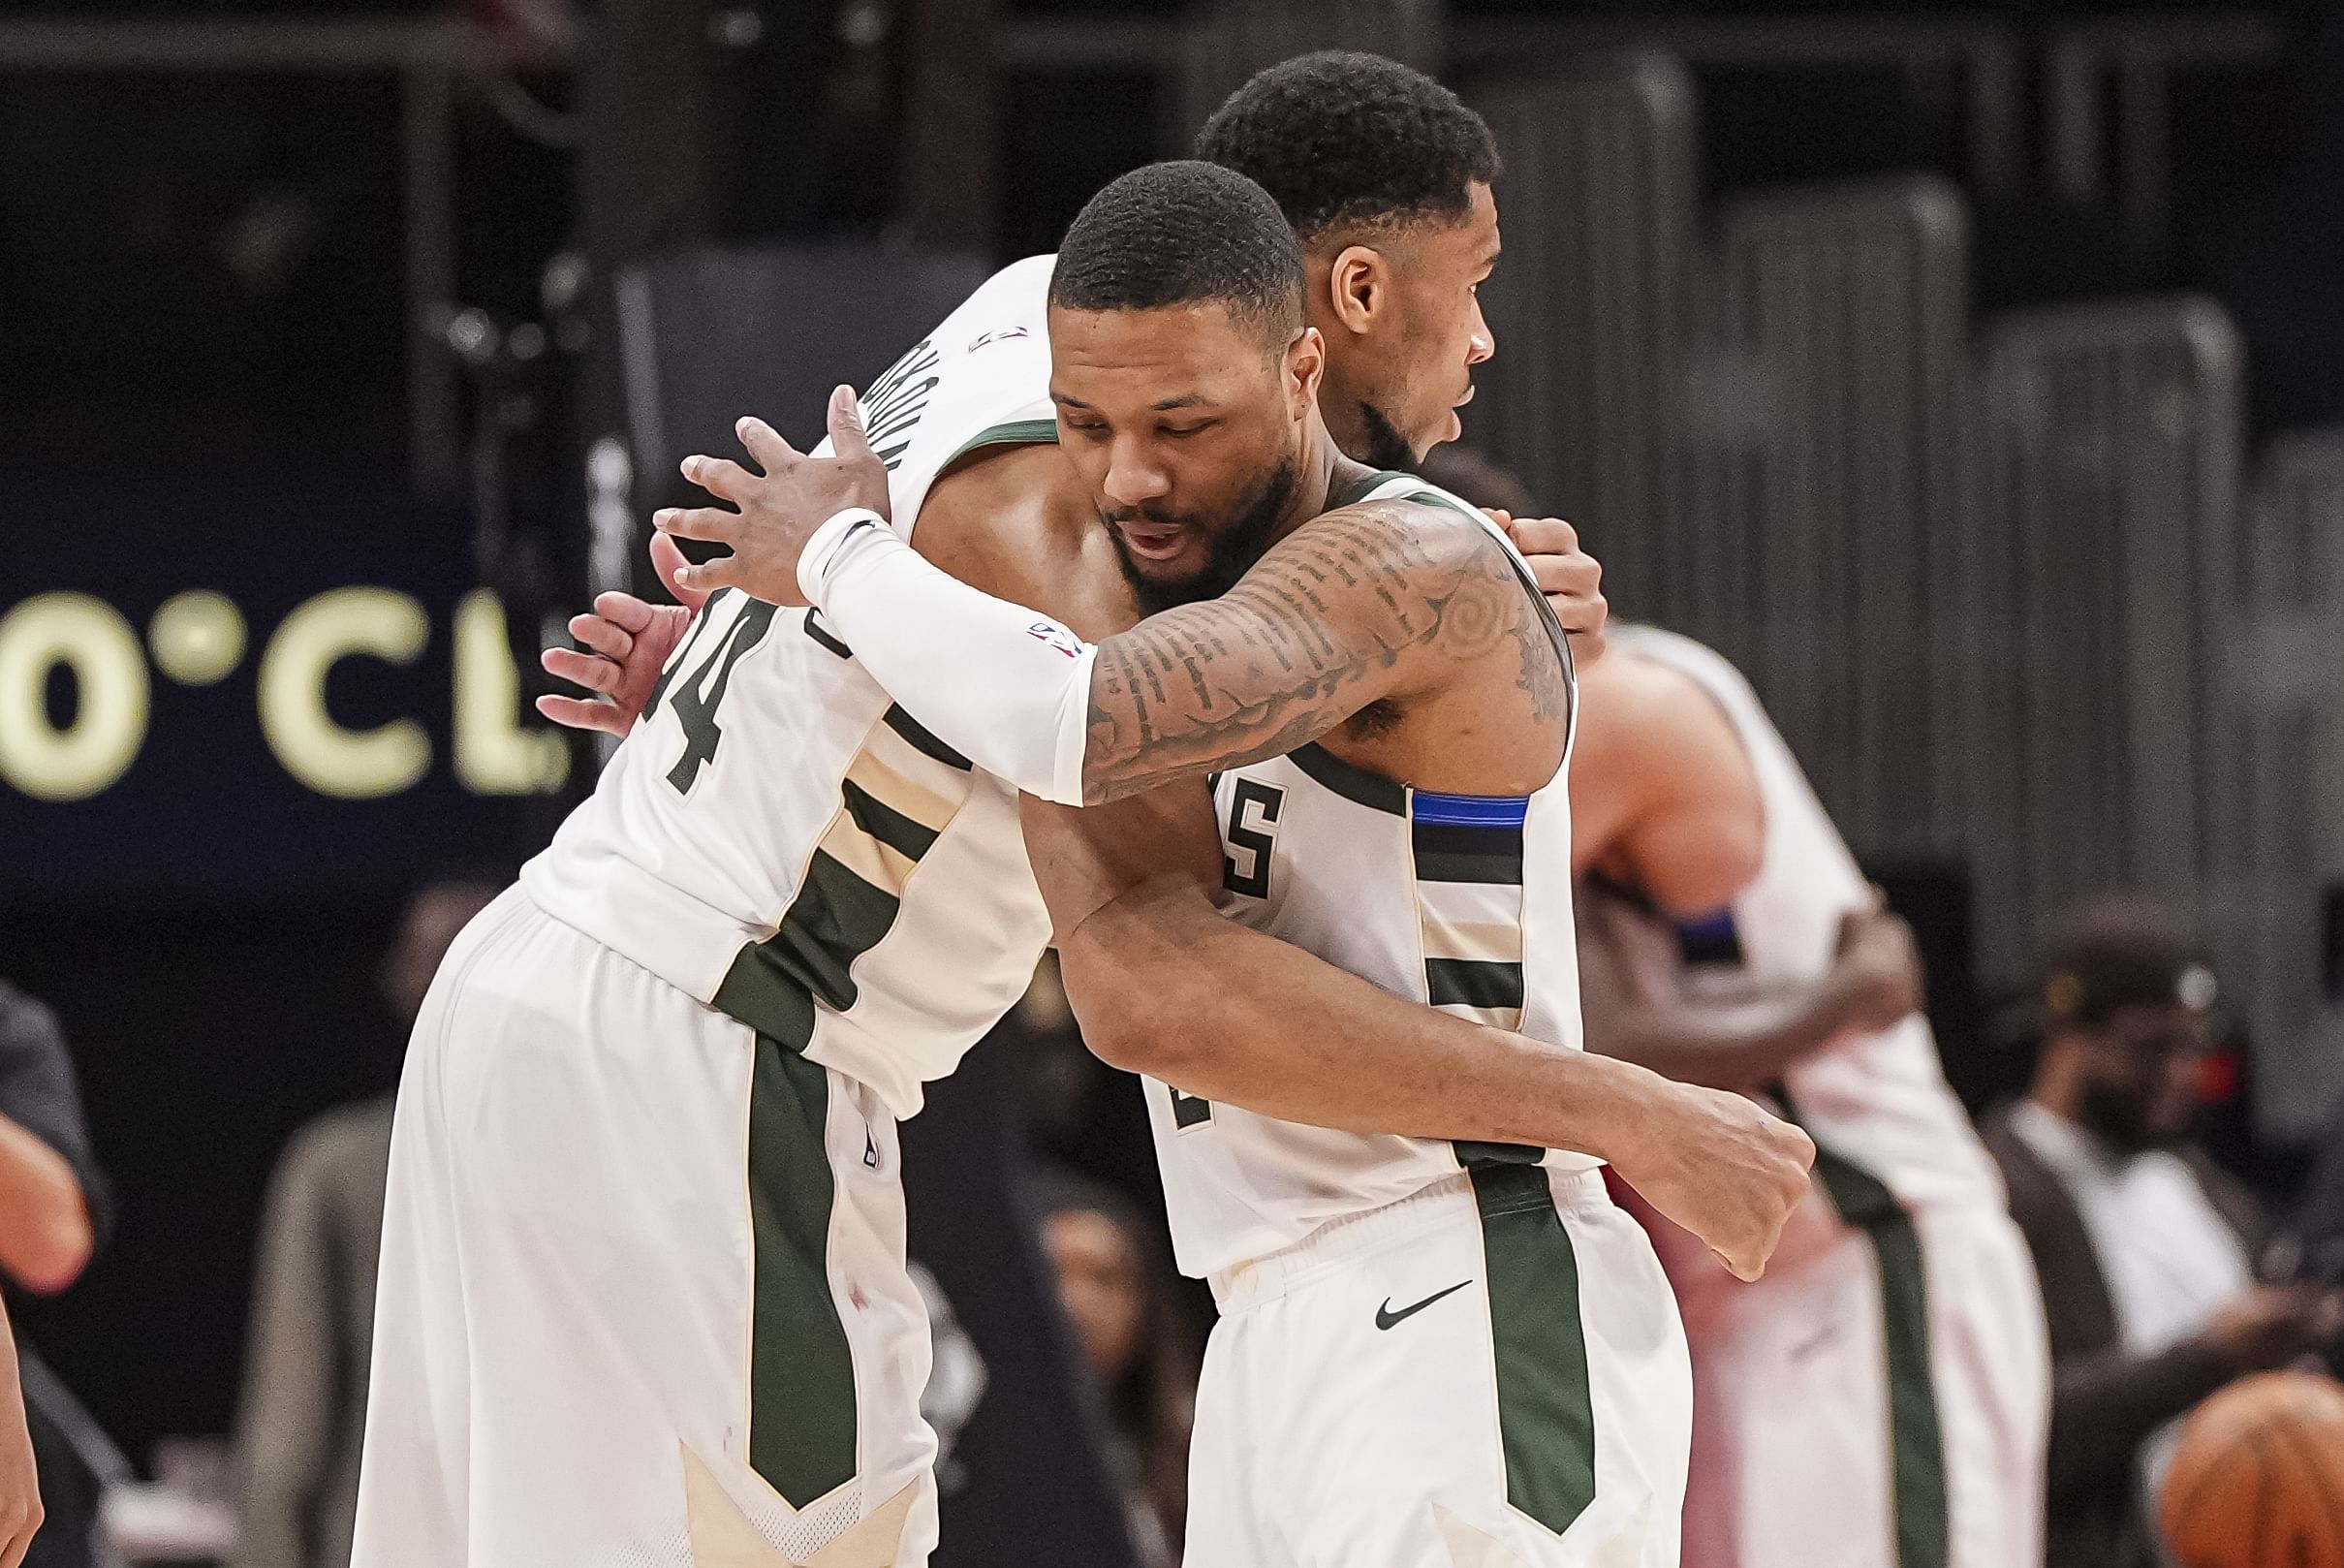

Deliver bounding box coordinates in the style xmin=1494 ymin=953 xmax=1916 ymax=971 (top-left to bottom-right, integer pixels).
xmin=1355 ymin=399 xmax=1422 ymax=471
xmin=1109 ymin=455 xmax=1299 ymax=614
xmin=2074 ymin=1078 xmax=2178 ymax=1156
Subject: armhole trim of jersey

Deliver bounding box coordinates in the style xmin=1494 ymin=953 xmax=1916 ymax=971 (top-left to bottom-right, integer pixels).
xmin=1327 ymin=467 xmax=1419 ymax=510
xmin=944 ymin=418 xmax=1060 ymax=468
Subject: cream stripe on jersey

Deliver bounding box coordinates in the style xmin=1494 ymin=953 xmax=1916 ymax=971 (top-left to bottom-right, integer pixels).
xmin=860 ymin=718 xmax=976 ymax=823
xmin=843 ymin=744 xmax=961 ymax=836
xmin=1418 ymin=918 xmax=1527 ymax=967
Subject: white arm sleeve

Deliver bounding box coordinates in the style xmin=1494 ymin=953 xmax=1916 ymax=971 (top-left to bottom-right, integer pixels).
xmin=798 ymin=509 xmax=1097 ymax=805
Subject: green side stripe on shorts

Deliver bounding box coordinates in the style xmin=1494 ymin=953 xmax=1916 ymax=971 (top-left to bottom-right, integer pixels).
xmin=1469 ymin=1160 xmax=1599 ymax=1538
xmin=1809 ymin=1141 xmax=1950 ymax=1568
xmin=746 ymin=1038 xmax=859 ymax=1507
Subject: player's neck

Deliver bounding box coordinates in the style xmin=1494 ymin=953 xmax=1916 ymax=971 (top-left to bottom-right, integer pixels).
xmin=1262 ymin=414 xmax=1365 ymax=551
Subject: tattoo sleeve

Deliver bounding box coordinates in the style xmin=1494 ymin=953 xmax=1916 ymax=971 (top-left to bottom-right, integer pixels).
xmin=1080 ymin=501 xmax=1555 ymax=803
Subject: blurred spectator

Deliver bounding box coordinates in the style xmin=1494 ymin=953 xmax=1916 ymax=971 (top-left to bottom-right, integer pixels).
xmin=0 ymin=980 xmax=112 ymax=1568
xmin=1017 ymin=957 xmax=1170 ymax=1224
xmin=1033 ymin=1168 xmax=1197 ymax=1568
xmin=229 ymin=880 xmax=498 ymax=1568
xmin=2296 ymin=1093 xmax=2344 ymax=1289
xmin=1980 ymin=895 xmax=2344 ymax=1568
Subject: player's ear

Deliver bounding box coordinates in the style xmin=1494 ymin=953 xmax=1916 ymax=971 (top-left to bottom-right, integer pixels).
xmin=1285 ymin=327 xmax=1327 ymax=419
xmin=1323 ymin=244 xmax=1387 ymax=336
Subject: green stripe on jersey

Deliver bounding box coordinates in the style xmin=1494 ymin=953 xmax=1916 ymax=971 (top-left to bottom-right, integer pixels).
xmin=803 ymin=610 xmax=853 ymax=660
xmin=1426 ymin=957 xmax=1526 ymax=1011
xmin=1454 ymin=1139 xmax=1544 ymax=1167
xmin=1288 ymin=742 xmax=1406 ymax=815
xmin=882 ymin=705 xmax=973 ymax=771
xmin=1411 ymin=821 xmax=1527 ymax=886
xmin=1469 ymin=1160 xmax=1599 ymax=1537
xmin=715 ymin=850 xmax=903 ymax=1051
xmin=840 ymin=778 xmax=942 ymax=862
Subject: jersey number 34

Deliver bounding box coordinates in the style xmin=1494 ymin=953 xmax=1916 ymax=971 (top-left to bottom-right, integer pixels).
xmin=645 ymin=590 xmax=781 ymax=795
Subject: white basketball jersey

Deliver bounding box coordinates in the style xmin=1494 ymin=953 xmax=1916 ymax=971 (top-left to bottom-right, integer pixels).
xmin=521 ymin=256 xmax=1061 ymax=1119
xmin=1611 ymin=625 xmax=2003 ymax=1213
xmin=1146 ymin=477 xmax=1595 ymax=1283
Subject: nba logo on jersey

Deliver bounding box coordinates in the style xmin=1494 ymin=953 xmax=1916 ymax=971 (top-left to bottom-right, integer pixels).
xmin=1026 ymin=620 xmax=1083 ymax=658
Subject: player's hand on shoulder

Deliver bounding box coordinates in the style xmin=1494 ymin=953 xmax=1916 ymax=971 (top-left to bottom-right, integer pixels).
xmin=1614 ymin=1081 xmax=1815 ymax=1283
xmin=658 ymin=384 xmax=892 ymax=606
xmin=1502 ymin=512 xmax=1607 ymax=664
xmin=538 ymin=534 xmax=703 ymax=737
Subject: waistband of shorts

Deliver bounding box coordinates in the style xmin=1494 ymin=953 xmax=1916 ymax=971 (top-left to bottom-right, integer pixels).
xmin=1209 ymin=1164 xmax=1613 ymax=1313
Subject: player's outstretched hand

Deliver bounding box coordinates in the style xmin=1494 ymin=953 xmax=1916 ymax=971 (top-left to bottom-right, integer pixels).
xmin=656 ymin=385 xmax=892 ymax=606
xmin=1613 ymin=1082 xmax=1816 ymax=1282
xmin=537 ymin=533 xmax=703 ymax=737
xmin=1500 ymin=512 xmax=1607 ymax=664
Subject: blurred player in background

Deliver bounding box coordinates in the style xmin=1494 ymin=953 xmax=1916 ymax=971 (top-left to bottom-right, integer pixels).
xmin=0 ymin=979 xmax=109 ymax=1568
xmin=1571 ymin=630 xmax=2047 ymax=1568
xmin=231 ymin=879 xmax=496 ymax=1568
xmin=1982 ymin=897 xmax=2344 ymax=1568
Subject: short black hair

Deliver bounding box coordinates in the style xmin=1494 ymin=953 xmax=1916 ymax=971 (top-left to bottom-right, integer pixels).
xmin=1048 ymin=160 xmax=1306 ymax=345
xmin=1195 ymin=50 xmax=1501 ymax=247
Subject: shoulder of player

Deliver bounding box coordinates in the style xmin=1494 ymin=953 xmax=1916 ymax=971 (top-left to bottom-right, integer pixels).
xmin=1577 ymin=652 xmax=1758 ymax=804
xmin=1263 ymin=494 xmax=1513 ymax=590
xmin=914 ymin=445 xmax=1075 ymax=585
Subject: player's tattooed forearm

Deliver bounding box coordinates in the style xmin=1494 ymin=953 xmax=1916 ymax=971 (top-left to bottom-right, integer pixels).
xmin=1079 ymin=505 xmax=1551 ymax=804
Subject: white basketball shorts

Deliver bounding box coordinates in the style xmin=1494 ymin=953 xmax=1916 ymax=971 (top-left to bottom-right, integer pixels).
xmin=1187 ymin=1163 xmax=1693 ymax=1568
xmin=352 ymin=887 xmax=938 ymax=1568
xmin=1672 ymin=1188 xmax=2049 ymax=1568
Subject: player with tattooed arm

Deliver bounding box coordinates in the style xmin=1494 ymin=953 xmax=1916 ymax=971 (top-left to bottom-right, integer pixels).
xmin=635 ymin=162 xmax=1809 ymax=1568
xmin=362 ymin=60 xmax=1806 ymax=1568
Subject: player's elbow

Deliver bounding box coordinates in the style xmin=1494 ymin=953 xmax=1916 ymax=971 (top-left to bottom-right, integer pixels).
xmin=1056 ymin=901 xmax=1218 ymax=1082
xmin=1061 ymin=949 xmax=1193 ymax=1079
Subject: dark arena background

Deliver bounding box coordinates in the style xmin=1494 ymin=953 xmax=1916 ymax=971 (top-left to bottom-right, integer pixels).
xmin=5 ymin=1 xmax=2344 ymax=1564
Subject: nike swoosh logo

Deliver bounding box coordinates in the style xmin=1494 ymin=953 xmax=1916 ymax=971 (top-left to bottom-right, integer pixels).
xmin=1375 ymin=1280 xmax=1472 ymax=1331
